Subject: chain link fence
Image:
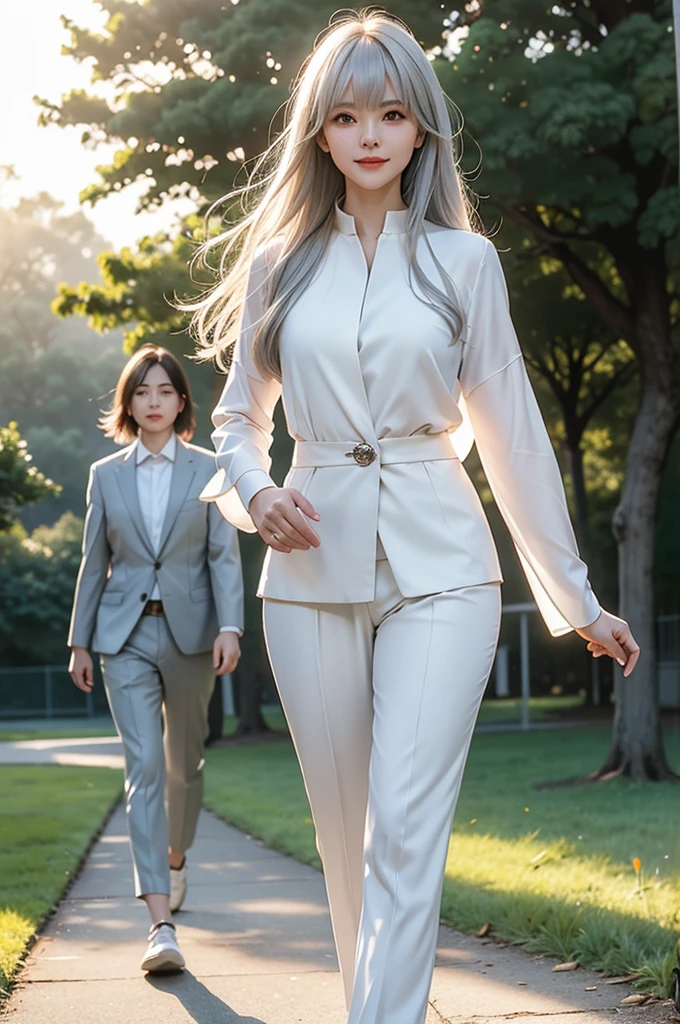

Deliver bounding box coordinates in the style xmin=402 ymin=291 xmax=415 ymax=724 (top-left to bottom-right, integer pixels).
xmin=0 ymin=663 xmax=111 ymax=720
xmin=1 ymin=613 xmax=679 ymax=721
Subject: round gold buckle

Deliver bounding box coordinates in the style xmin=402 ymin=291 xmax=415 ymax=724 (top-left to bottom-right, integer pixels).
xmin=346 ymin=442 xmax=377 ymax=466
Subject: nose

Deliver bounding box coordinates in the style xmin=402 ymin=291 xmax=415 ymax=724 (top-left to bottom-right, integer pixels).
xmin=360 ymin=116 xmax=381 ymax=149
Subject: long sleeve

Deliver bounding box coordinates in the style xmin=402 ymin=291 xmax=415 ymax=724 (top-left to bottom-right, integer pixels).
xmin=207 ymin=501 xmax=244 ymax=633
xmin=203 ymin=250 xmax=282 ymax=532
xmin=459 ymin=240 xmax=600 ymax=637
xmin=67 ymin=466 xmax=110 ymax=648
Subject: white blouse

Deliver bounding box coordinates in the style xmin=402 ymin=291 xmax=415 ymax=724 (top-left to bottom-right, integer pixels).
xmin=203 ymin=205 xmax=600 ymax=636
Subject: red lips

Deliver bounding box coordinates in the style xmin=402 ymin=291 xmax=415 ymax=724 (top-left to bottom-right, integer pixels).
xmin=355 ymin=157 xmax=388 ymax=166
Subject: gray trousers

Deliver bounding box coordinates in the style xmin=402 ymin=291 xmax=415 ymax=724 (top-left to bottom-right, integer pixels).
xmin=100 ymin=614 xmax=215 ymax=897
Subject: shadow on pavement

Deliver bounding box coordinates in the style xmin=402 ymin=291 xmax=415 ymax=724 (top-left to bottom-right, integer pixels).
xmin=147 ymin=970 xmax=271 ymax=1024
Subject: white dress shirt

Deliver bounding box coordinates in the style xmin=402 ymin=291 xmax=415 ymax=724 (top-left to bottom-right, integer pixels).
xmin=136 ymin=434 xmax=240 ymax=635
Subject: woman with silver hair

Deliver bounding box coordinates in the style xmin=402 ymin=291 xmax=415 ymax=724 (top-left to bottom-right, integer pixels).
xmin=190 ymin=11 xmax=639 ymax=1024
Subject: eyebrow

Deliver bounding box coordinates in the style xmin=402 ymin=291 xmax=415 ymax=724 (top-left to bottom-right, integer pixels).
xmin=331 ymin=98 xmax=404 ymax=110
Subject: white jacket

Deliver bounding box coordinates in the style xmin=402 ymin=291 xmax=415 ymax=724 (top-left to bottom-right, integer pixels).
xmin=202 ymin=205 xmax=600 ymax=636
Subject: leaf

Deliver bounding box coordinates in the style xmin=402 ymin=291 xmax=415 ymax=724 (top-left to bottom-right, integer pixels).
xmin=553 ymin=961 xmax=579 ymax=972
xmin=477 ymin=922 xmax=491 ymax=937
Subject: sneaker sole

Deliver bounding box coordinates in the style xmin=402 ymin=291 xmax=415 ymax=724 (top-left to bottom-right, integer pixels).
xmin=140 ymin=948 xmax=185 ymax=973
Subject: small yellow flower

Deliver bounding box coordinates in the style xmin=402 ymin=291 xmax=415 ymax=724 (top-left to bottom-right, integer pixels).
xmin=633 ymin=857 xmax=641 ymax=873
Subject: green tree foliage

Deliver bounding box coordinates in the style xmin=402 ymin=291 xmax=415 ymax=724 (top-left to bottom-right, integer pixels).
xmin=41 ymin=1 xmax=679 ymax=772
xmin=0 ymin=513 xmax=84 ymax=665
xmin=44 ymin=2 xmax=447 ymax=352
xmin=0 ymin=176 xmax=111 ymax=352
xmin=441 ymin=2 xmax=678 ymax=245
xmin=38 ymin=1 xmax=447 ymax=212
xmin=52 ymin=224 xmax=198 ymax=354
xmin=502 ymin=234 xmax=637 ymax=551
xmin=0 ymin=187 xmax=127 ymax=526
xmin=0 ymin=339 xmax=126 ymax=525
xmin=436 ymin=0 xmax=679 ymax=779
xmin=0 ymin=424 xmax=61 ymax=533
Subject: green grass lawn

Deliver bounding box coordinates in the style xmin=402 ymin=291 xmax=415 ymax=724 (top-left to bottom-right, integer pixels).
xmin=0 ymin=721 xmax=117 ymax=742
xmin=0 ymin=710 xmax=288 ymax=744
xmin=205 ymin=725 xmax=680 ymax=996
xmin=228 ymin=697 xmax=587 ymax=734
xmin=476 ymin=694 xmax=586 ymax=725
xmin=0 ymin=696 xmax=586 ymax=744
xmin=0 ymin=765 xmax=122 ymax=995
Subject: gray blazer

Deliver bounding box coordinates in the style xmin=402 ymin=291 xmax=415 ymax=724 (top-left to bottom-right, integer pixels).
xmin=68 ymin=437 xmax=244 ymax=656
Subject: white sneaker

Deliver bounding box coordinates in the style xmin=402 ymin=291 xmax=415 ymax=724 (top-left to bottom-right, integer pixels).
xmin=169 ymin=859 xmax=187 ymax=913
xmin=140 ymin=921 xmax=185 ymax=973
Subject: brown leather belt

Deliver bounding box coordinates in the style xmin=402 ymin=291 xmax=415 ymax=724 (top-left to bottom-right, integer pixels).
xmin=142 ymin=600 xmax=164 ymax=617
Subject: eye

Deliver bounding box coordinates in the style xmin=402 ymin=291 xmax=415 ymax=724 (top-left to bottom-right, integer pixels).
xmin=333 ymin=112 xmax=356 ymax=125
xmin=384 ymin=109 xmax=406 ymax=122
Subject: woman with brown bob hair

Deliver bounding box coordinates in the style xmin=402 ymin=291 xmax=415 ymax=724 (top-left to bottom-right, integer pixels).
xmin=68 ymin=344 xmax=244 ymax=974
xmin=101 ymin=345 xmax=197 ymax=443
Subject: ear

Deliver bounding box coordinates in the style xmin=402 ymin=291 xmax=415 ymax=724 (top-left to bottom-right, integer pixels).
xmin=178 ymin=397 xmax=186 ymax=414
xmin=414 ymin=128 xmax=426 ymax=150
xmin=317 ymin=130 xmax=330 ymax=153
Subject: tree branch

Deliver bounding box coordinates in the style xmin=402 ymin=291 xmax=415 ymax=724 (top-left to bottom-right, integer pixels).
xmin=582 ymin=338 xmax=618 ymax=373
xmin=577 ymin=361 xmax=637 ymax=432
xmin=500 ymin=204 xmax=637 ymax=350
xmin=587 ymin=0 xmax=655 ymax=30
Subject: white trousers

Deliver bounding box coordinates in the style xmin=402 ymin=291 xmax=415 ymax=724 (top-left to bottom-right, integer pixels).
xmin=263 ymin=559 xmax=501 ymax=1024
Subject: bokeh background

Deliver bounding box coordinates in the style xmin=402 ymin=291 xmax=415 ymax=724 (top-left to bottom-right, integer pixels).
xmin=0 ymin=0 xmax=678 ymax=772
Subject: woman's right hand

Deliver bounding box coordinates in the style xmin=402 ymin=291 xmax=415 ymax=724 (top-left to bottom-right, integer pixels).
xmin=69 ymin=646 xmax=94 ymax=693
xmin=249 ymin=487 xmax=321 ymax=553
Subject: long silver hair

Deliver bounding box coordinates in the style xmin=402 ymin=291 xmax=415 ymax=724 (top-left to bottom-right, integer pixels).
xmin=188 ymin=9 xmax=477 ymax=379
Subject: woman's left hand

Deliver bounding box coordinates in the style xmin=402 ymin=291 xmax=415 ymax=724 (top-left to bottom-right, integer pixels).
xmin=575 ymin=609 xmax=640 ymax=678
xmin=213 ymin=632 xmax=241 ymax=676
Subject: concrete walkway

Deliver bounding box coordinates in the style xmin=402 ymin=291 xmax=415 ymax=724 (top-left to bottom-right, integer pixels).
xmin=0 ymin=734 xmax=124 ymax=769
xmin=6 ymin=799 xmax=672 ymax=1024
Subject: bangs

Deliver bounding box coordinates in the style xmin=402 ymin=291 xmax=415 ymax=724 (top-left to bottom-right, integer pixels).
xmin=315 ymin=36 xmax=416 ymax=126
xmin=99 ymin=345 xmax=195 ymax=444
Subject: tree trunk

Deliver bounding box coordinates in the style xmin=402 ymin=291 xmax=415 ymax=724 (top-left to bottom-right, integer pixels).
xmin=232 ymin=667 xmax=272 ymax=737
xmin=596 ymin=381 xmax=679 ymax=780
xmin=565 ymin=440 xmax=600 ymax=708
xmin=565 ymin=436 xmax=590 ymax=557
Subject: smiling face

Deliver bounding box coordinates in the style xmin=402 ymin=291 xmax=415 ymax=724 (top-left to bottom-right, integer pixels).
xmin=317 ymin=78 xmax=424 ymax=195
xmin=128 ymin=362 xmax=185 ymax=438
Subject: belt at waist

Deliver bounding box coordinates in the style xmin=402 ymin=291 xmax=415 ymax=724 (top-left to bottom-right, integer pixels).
xmin=292 ymin=433 xmax=457 ymax=469
xmin=142 ymin=600 xmax=164 ymax=617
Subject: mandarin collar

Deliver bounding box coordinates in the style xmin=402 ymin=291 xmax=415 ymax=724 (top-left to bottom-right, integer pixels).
xmin=334 ymin=202 xmax=409 ymax=236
